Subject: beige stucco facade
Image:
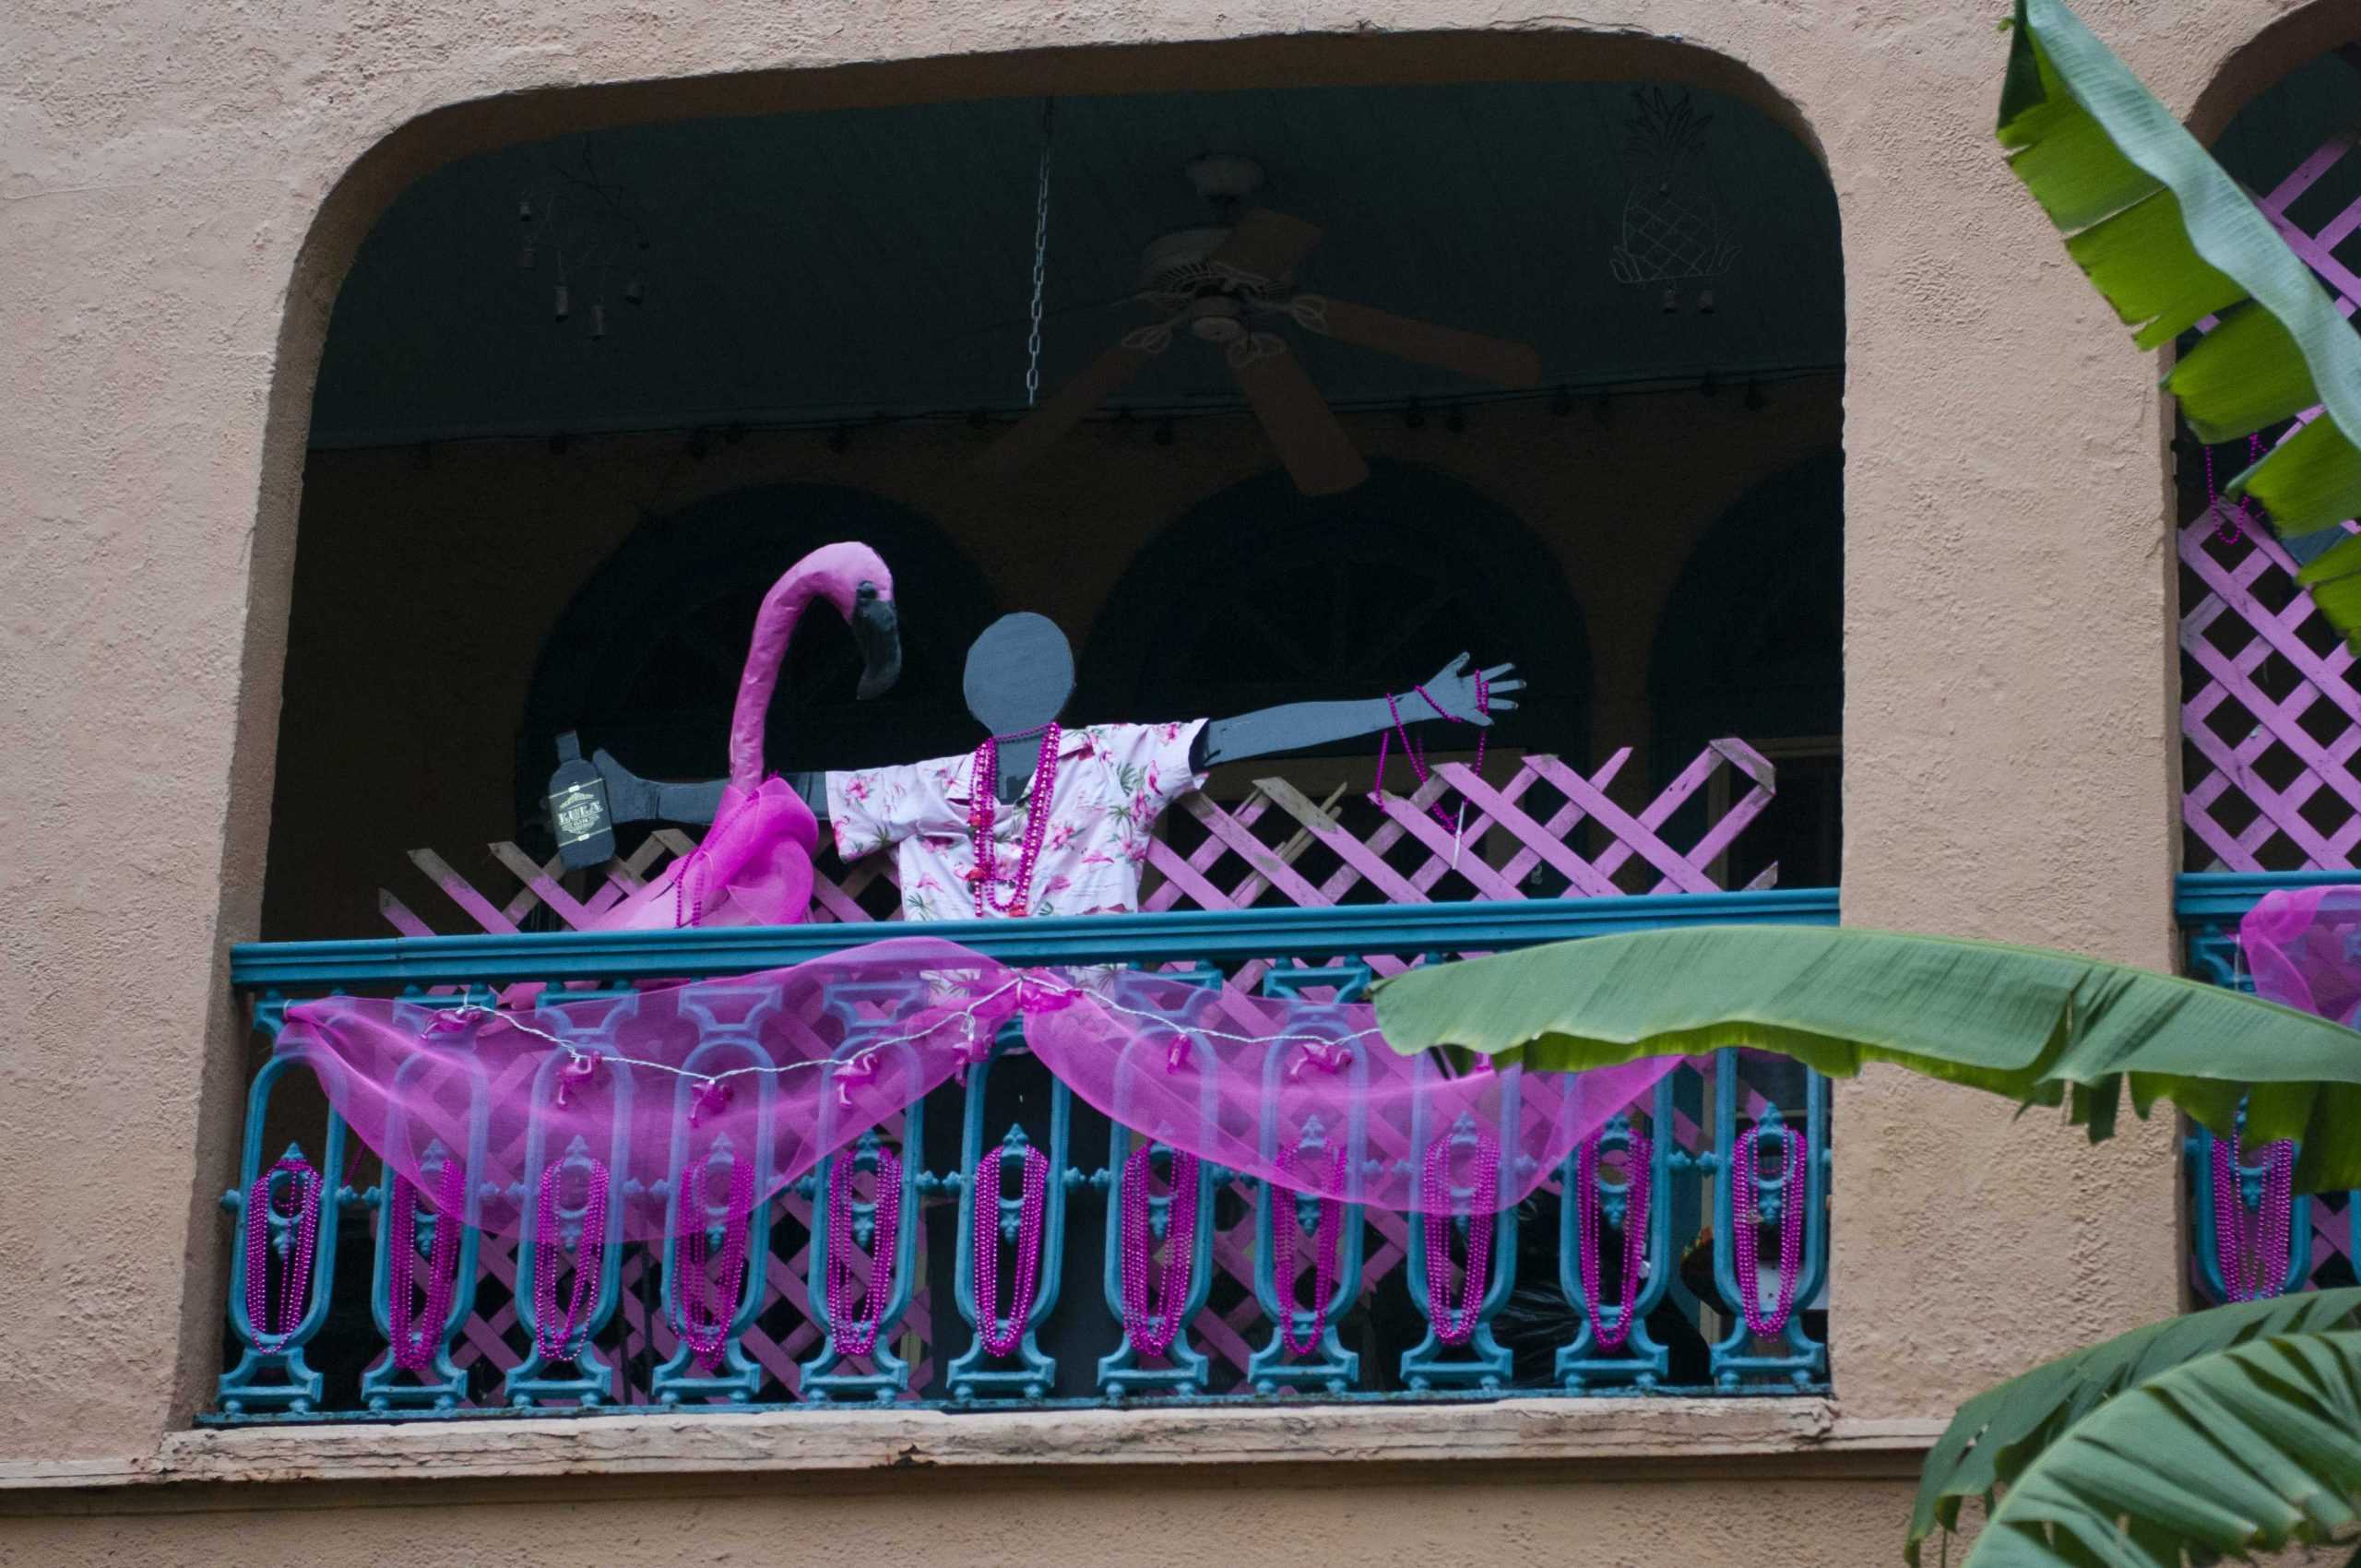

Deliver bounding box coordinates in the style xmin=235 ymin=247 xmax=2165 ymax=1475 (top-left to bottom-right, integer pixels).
xmin=6 ymin=0 xmax=2357 ymax=1561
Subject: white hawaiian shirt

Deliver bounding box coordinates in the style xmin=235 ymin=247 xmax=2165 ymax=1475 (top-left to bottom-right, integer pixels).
xmin=825 ymin=719 xmax=1210 ymax=922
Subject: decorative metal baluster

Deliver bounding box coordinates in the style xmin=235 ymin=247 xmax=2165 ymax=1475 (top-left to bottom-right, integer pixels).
xmin=651 ymin=1015 xmax=777 ymax=1405
xmin=1246 ymin=980 xmax=1370 ymax=1396
xmin=1400 ymin=1110 xmax=1517 ymax=1392
xmin=1555 ymin=1075 xmax=1681 ymax=1391
xmin=2186 ymin=1101 xmax=2310 ymax=1305
xmin=948 ymin=1020 xmax=1072 ymax=1401
xmin=506 ymin=1047 xmax=632 ymax=1408
xmin=1706 ymin=1048 xmax=1830 ymax=1390
xmin=1097 ymin=964 xmax=1222 ymax=1399
xmin=218 ymin=1041 xmax=351 ymax=1416
xmin=802 ymin=1123 xmax=925 ymax=1403
xmin=362 ymin=1015 xmax=489 ymax=1412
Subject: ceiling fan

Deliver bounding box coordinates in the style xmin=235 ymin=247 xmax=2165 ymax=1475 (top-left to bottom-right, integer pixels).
xmin=987 ymin=155 xmax=1544 ymax=496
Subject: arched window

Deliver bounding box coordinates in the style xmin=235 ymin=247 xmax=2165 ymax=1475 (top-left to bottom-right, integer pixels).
xmin=516 ymin=482 xmax=995 ymax=839
xmin=1651 ymin=447 xmax=1843 ymax=888
xmin=1079 ymin=460 xmax=1590 ymax=757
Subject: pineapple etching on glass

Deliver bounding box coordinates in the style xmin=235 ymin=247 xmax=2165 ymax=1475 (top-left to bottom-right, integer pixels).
xmin=1609 ymin=87 xmax=1738 ymax=313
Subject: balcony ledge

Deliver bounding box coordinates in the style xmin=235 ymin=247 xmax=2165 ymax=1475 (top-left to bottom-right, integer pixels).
xmin=1 ymin=1399 xmax=1943 ymax=1496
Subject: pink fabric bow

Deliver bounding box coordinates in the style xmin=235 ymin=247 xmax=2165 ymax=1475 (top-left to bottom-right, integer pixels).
xmin=1017 ymin=976 xmax=1078 ymax=1015
xmin=1290 ymin=1039 xmax=1355 ymax=1078
xmin=688 ymin=1078 xmax=733 ymax=1127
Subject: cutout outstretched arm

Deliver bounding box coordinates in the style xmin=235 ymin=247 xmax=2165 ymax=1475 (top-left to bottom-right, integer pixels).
xmin=1192 ymin=654 xmax=1521 ymax=771
xmin=570 ymin=653 xmax=1519 ymax=836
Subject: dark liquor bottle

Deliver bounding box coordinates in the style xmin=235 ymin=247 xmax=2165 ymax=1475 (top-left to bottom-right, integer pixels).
xmin=546 ymin=731 xmax=615 ymax=870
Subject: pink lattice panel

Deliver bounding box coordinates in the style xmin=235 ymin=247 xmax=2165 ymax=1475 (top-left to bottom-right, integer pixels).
xmin=2180 ymin=130 xmax=2361 ymax=873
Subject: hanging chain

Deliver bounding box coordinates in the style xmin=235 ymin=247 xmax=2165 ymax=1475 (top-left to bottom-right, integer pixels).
xmin=1024 ymin=100 xmax=1056 ymax=408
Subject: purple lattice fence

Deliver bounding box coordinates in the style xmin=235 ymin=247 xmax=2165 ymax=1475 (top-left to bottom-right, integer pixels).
xmin=370 ymin=742 xmax=1777 ymax=1402
xmin=2181 ymin=129 xmax=2361 ymax=874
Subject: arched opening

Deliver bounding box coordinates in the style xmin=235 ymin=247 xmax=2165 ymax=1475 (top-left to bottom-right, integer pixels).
xmin=1652 ymin=447 xmax=1843 ymax=890
xmin=259 ymin=65 xmax=1845 ymax=934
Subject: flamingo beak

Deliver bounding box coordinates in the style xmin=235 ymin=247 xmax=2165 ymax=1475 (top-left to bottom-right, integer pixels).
xmin=851 ymin=581 xmax=901 ymax=700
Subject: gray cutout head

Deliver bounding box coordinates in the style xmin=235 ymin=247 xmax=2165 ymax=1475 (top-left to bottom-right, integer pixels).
xmin=964 ymin=612 xmax=1074 ymax=737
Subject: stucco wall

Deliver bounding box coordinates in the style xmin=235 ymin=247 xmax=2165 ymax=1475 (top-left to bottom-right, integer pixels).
xmin=6 ymin=0 xmax=2356 ymax=1553
xmin=0 ymin=1465 xmax=1918 ymax=1567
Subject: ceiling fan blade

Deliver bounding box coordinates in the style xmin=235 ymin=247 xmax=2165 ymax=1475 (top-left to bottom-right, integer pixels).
xmin=1229 ymin=339 xmax=1370 ymax=497
xmin=1209 ymin=208 xmax=1323 ymax=288
xmin=983 ymin=339 xmax=1157 ymax=474
xmin=1296 ymin=297 xmax=1543 ymax=387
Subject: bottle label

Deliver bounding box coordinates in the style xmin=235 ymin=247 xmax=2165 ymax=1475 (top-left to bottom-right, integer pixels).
xmin=549 ymin=779 xmax=611 ymax=848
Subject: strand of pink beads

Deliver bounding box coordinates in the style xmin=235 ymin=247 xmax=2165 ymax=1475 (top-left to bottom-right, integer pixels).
xmin=2212 ymin=1131 xmax=2295 ymax=1302
xmin=826 ymin=1147 xmax=904 ymax=1358
xmin=972 ymin=1143 xmax=1049 ymax=1357
xmin=1271 ymin=1141 xmax=1347 ymax=1356
xmin=387 ymin=1158 xmax=468 ymax=1372
xmin=1420 ymin=1131 xmax=1501 ymax=1346
xmin=1730 ymin=1123 xmax=1806 ymax=1338
xmin=965 ymin=725 xmax=1062 ymax=916
xmin=244 ymin=1155 xmax=324 ymax=1355
xmin=2204 ymin=434 xmax=2267 ymax=545
xmin=532 ymin=1158 xmax=611 ymax=1363
xmin=674 ymin=1156 xmax=756 ymax=1372
xmin=1370 ymin=670 xmax=1489 ymax=832
xmin=1119 ymin=1146 xmax=1201 ymax=1358
xmin=1576 ymin=1126 xmax=1654 ymax=1352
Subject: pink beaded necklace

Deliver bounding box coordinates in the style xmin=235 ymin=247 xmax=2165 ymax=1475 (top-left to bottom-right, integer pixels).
xmin=1420 ymin=1131 xmax=1500 ymax=1347
xmin=1271 ymin=1140 xmax=1347 ymax=1356
xmin=2204 ymin=434 xmax=2267 ymax=545
xmin=2212 ymin=1131 xmax=2295 ymax=1302
xmin=532 ymin=1158 xmax=611 ymax=1363
xmin=965 ymin=725 xmax=1062 ymax=917
xmin=244 ymin=1155 xmax=323 ymax=1355
xmin=1730 ymin=1123 xmax=1806 ymax=1339
xmin=972 ymin=1142 xmax=1049 ymax=1357
xmin=387 ymin=1158 xmax=468 ymax=1372
xmin=1370 ymin=671 xmax=1491 ymax=838
xmin=826 ymin=1147 xmax=904 ymax=1358
xmin=1119 ymin=1146 xmax=1201 ymax=1359
xmin=673 ymin=1156 xmax=755 ymax=1372
xmin=1576 ymin=1127 xmax=1654 ymax=1353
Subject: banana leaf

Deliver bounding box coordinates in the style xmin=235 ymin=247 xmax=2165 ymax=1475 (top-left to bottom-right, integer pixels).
xmin=1905 ymin=1289 xmax=2361 ymax=1564
xmin=1952 ymin=1325 xmax=2361 ymax=1566
xmin=2000 ymin=0 xmax=2361 ymax=624
xmin=1366 ymin=925 xmax=2361 ymax=1193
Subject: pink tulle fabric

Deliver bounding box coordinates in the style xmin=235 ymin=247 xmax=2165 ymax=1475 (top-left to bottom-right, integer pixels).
xmin=2240 ymin=884 xmax=2361 ymax=1026
xmin=589 ymin=778 xmax=818 ymax=931
xmin=277 ymin=937 xmax=1677 ymax=1239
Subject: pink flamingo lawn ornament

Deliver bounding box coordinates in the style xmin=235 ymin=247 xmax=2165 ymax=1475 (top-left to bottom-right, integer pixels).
xmin=584 ymin=540 xmax=898 ymax=931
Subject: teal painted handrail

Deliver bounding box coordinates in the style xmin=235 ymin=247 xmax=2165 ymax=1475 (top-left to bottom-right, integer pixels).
xmin=229 ymin=889 xmax=1840 ymax=990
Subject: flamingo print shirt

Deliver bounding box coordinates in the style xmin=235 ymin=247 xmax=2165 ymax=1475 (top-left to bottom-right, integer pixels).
xmin=825 ymin=719 xmax=1210 ymax=922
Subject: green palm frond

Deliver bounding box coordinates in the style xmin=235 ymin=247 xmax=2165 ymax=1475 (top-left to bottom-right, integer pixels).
xmin=2000 ymin=0 xmax=2361 ymax=635
xmin=1367 ymin=925 xmax=2361 ymax=1192
xmin=1906 ymin=1289 xmax=2361 ymax=1564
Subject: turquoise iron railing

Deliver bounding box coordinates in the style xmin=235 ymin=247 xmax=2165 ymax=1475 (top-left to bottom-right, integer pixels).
xmin=2177 ymin=872 xmax=2358 ymax=1305
xmin=214 ymin=892 xmax=1838 ymax=1421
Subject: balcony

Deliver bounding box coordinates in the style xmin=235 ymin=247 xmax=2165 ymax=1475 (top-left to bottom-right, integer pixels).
xmin=217 ymin=890 xmax=1839 ymax=1423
